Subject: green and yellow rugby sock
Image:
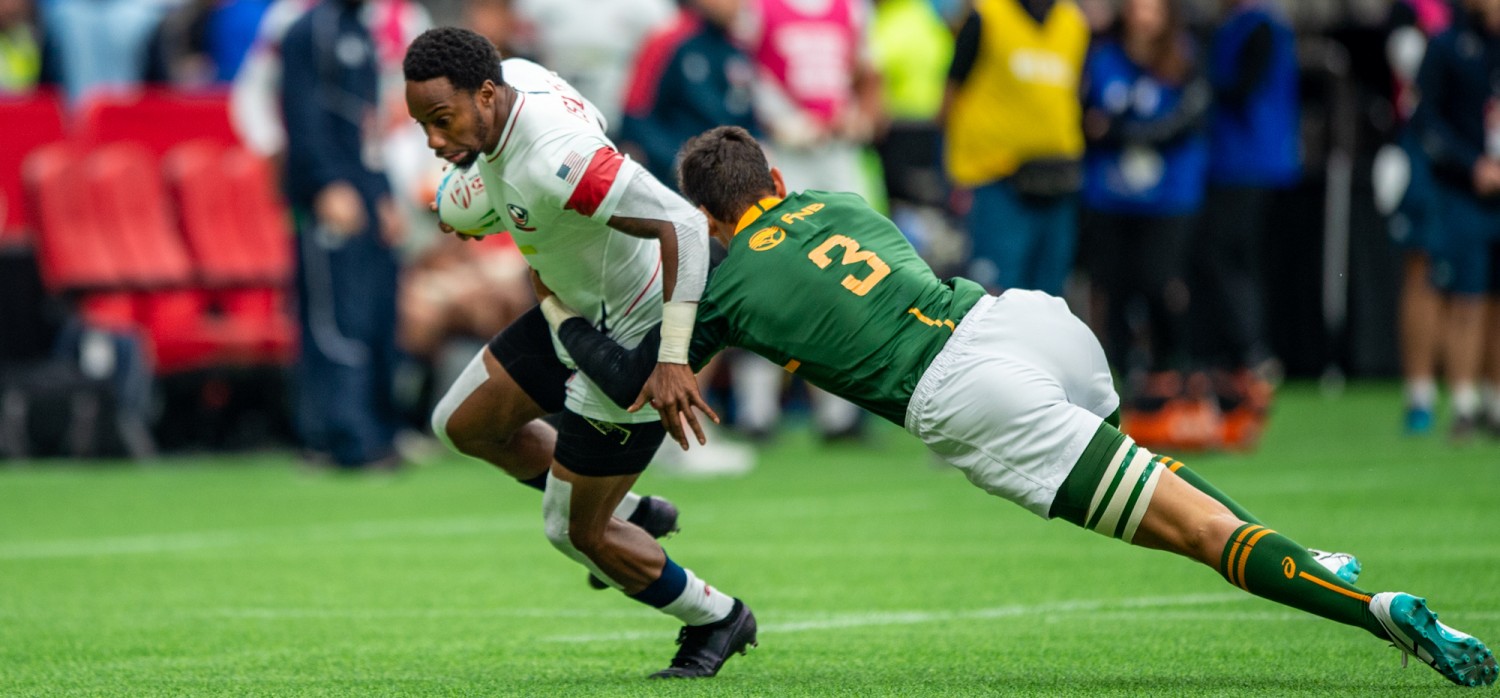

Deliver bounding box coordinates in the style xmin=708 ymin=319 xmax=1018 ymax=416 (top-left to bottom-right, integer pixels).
xmin=1151 ymin=455 xmax=1263 ymax=526
xmin=1219 ymin=523 xmax=1385 ymax=638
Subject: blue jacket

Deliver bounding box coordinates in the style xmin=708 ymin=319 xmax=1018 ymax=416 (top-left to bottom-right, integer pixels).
xmin=620 ymin=12 xmax=759 ymax=186
xmin=1413 ymin=12 xmax=1500 ymax=197
xmin=279 ymin=0 xmax=391 ymax=209
xmin=1207 ymin=3 xmax=1300 ymax=187
xmin=1082 ymin=40 xmax=1210 ymax=215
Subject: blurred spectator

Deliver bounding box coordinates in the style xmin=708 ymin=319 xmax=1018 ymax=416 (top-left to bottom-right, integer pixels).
xmin=1413 ymin=0 xmax=1500 ymax=440
xmin=943 ymin=0 xmax=1089 ymax=296
xmin=231 ymin=0 xmax=427 ymax=162
xmin=870 ymin=0 xmax=960 ymax=268
xmin=1079 ymin=0 xmax=1208 ymax=413
xmin=1375 ymin=0 xmax=1454 ymax=434
xmin=463 ymin=0 xmax=516 ymax=55
xmin=618 ymin=0 xmax=758 ymax=186
xmin=280 ymin=0 xmax=405 ymax=470
xmin=1188 ymin=0 xmax=1299 ymax=442
xmin=143 ymin=0 xmax=270 ymax=88
xmin=510 ymin=0 xmax=675 ymax=135
xmin=40 ymin=0 xmax=172 ymax=101
xmin=397 ymin=235 xmax=530 ymax=395
xmin=0 ymin=0 xmax=43 ymax=93
xmin=730 ymin=0 xmax=884 ymax=441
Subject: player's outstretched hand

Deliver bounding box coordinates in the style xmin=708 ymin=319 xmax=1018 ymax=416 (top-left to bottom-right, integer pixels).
xmin=632 ymin=363 xmax=719 ymax=450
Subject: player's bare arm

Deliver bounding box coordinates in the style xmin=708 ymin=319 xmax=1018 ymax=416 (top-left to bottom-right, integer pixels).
xmin=605 ymin=213 xmax=719 ymax=450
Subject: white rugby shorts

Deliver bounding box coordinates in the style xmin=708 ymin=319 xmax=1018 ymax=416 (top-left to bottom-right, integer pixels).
xmin=905 ymin=290 xmax=1120 ymax=517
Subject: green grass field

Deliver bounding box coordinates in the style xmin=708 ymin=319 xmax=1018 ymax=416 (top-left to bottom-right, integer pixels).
xmin=2 ymin=384 xmax=1497 ymax=696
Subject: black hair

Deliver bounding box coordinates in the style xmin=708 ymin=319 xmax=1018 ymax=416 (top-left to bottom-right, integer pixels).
xmin=402 ymin=27 xmax=503 ymax=91
xmin=676 ymin=126 xmax=775 ymax=224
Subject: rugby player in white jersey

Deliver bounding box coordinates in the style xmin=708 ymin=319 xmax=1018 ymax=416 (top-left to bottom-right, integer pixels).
xmin=403 ymin=28 xmax=755 ymax=678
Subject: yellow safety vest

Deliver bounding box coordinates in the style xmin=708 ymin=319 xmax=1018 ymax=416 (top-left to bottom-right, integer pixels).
xmin=945 ymin=0 xmax=1088 ymax=186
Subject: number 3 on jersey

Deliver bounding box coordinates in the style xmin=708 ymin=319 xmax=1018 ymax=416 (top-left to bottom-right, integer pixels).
xmin=808 ymin=234 xmax=890 ymax=296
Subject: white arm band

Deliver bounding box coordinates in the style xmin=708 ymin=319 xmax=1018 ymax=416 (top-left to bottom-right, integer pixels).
xmin=539 ymin=295 xmax=580 ymax=332
xmin=659 ymin=301 xmax=696 ymax=365
xmin=610 ymin=162 xmax=710 ymax=302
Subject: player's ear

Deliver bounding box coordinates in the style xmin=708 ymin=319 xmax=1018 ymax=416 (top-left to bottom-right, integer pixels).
xmin=770 ymin=167 xmax=787 ymax=198
xmin=698 ymin=205 xmax=730 ymax=240
xmin=476 ymin=80 xmax=496 ymax=109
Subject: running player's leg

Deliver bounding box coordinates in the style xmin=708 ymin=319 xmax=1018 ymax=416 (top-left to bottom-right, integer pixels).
xmin=544 ymin=411 xmax=755 ymax=678
xmin=431 ymin=307 xmax=665 ymax=523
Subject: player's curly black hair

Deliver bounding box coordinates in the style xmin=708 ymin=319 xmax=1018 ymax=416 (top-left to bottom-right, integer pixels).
xmin=402 ymin=27 xmax=503 ymax=92
xmin=677 ymin=126 xmax=776 ymax=224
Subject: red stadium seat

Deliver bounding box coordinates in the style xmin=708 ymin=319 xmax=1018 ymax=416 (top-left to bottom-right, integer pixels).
xmin=75 ymin=88 xmax=238 ymax=158
xmin=161 ymin=142 xmax=296 ymax=365
xmin=0 ymin=90 xmax=67 ymax=243
xmin=26 ymin=144 xmax=123 ymax=290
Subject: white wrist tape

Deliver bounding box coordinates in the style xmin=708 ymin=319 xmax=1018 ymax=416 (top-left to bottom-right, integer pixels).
xmin=658 ymin=301 xmax=696 ymax=364
xmin=539 ymin=295 xmax=580 ymax=332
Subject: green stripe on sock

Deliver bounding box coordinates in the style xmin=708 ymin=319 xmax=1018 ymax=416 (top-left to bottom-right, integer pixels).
xmin=1086 ymin=443 xmax=1137 ymax=532
xmin=1112 ymin=458 xmax=1159 ymax=540
xmin=1048 ymin=423 xmax=1127 ymax=526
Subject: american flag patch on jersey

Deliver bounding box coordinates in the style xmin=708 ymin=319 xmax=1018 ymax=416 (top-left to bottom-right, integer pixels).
xmin=556 ymin=151 xmax=586 ymax=186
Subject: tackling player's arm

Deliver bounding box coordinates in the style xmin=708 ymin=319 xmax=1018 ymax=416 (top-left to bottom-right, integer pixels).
xmin=590 ymin=156 xmax=719 ymax=447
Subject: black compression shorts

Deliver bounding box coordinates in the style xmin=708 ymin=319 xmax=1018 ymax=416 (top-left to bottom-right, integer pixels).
xmin=553 ymin=409 xmax=666 ymax=477
xmin=487 ymin=305 xmax=570 ymax=414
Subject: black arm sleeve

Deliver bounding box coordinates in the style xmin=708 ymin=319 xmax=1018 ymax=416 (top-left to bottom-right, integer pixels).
xmin=1216 ymin=21 xmax=1273 ymax=108
xmin=948 ymin=11 xmax=982 ymax=87
xmin=557 ymin=320 xmax=659 ymax=409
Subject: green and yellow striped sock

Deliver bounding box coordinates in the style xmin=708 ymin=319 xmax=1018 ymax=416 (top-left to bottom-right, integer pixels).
xmin=1219 ymin=523 xmax=1384 ymax=638
xmin=1152 ymin=456 xmax=1263 ymax=525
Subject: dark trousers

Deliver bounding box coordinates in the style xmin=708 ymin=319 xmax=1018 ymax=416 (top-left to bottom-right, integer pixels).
xmin=1190 ymin=185 xmax=1272 ymax=369
xmin=1082 ymin=210 xmax=1195 ymax=373
xmin=293 ymin=207 xmax=401 ymax=467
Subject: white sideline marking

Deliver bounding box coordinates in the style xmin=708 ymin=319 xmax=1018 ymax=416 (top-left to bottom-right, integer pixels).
xmin=0 ymin=516 xmax=532 ymax=560
xmin=543 ymin=593 xmax=1248 ymax=643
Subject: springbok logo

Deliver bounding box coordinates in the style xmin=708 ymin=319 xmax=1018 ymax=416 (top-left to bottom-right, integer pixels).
xmin=748 ymin=227 xmax=785 ymax=251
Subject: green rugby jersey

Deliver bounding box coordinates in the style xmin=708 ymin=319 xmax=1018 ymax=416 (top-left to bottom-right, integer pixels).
xmin=689 ymin=191 xmax=986 ymax=425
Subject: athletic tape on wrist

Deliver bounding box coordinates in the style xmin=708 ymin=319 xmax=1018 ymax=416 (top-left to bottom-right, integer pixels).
xmin=658 ymin=301 xmax=696 ymax=364
xmin=539 ymin=295 xmax=579 ymax=332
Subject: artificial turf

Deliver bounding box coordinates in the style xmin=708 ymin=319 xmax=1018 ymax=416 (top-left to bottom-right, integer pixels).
xmin=2 ymin=383 xmax=1497 ymax=696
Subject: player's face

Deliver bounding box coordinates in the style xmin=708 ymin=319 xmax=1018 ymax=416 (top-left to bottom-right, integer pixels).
xmin=1123 ymin=0 xmax=1167 ymax=40
xmin=406 ymin=77 xmax=497 ymax=169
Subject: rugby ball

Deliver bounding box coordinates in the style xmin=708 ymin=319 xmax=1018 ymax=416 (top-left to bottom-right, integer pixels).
xmin=436 ymin=163 xmax=506 ymax=237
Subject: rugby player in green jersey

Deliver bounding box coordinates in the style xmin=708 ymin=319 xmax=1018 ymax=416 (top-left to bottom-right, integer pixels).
xmin=531 ymin=126 xmax=1497 ymax=687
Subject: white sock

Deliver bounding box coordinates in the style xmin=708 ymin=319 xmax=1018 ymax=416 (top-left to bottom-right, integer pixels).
xmin=1452 ymin=383 xmax=1481 ymax=419
xmin=613 ymin=492 xmax=642 ymax=521
xmin=1404 ymin=378 xmax=1436 ymax=409
xmin=1485 ymin=383 xmax=1500 ymax=420
xmin=660 ymin=567 xmax=735 ymax=626
xmin=732 ymin=354 xmax=782 ymax=432
xmin=812 ymin=388 xmax=861 ymax=433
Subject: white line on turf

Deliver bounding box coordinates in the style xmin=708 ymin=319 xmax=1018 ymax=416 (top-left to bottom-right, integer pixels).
xmin=0 ymin=516 xmax=532 ymax=560
xmin=543 ymin=592 xmax=1249 ymax=643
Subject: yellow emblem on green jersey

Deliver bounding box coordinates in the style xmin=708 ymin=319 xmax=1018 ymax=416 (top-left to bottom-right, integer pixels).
xmin=748 ymin=227 xmax=786 ymax=251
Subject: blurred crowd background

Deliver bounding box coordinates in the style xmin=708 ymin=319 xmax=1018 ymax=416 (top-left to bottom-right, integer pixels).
xmin=1 ymin=0 xmax=1496 ymax=467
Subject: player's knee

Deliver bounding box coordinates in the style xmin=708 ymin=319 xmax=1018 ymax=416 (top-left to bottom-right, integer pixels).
xmin=1186 ymin=511 xmax=1244 ymax=562
xmin=566 ymin=522 xmax=607 ymax=559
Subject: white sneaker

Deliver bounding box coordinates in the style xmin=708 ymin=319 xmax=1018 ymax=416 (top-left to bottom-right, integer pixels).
xmin=1308 ymin=549 xmax=1361 ymax=584
xmin=652 ymin=426 xmax=756 ymax=478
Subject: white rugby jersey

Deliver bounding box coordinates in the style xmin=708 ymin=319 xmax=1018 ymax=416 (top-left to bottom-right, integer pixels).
xmin=479 ymin=58 xmax=667 ymax=422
